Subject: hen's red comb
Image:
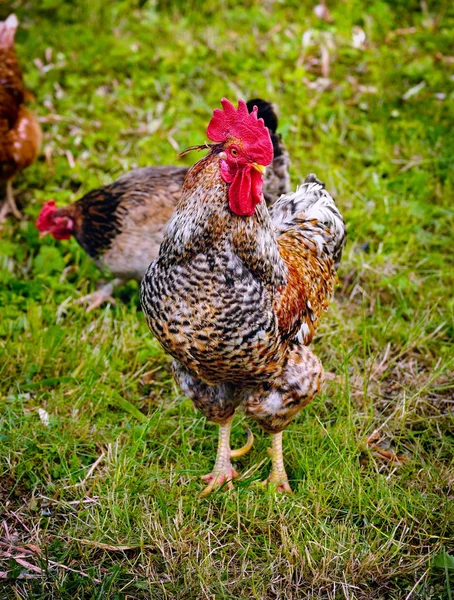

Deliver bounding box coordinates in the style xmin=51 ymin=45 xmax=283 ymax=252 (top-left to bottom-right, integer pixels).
xmin=207 ymin=98 xmax=273 ymax=165
xmin=36 ymin=200 xmax=57 ymax=231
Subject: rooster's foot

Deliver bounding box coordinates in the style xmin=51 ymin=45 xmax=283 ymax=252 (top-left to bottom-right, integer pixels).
xmin=200 ymin=464 xmax=238 ymax=498
xmin=262 ymin=462 xmax=293 ymax=494
xmin=200 ymin=416 xmax=241 ymax=498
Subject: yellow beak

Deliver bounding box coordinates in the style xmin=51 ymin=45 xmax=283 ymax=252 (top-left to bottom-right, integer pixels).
xmin=251 ymin=163 xmax=266 ymax=174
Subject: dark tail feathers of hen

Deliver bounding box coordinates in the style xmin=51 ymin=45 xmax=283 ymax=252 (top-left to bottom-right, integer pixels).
xmin=246 ymin=98 xmax=278 ymax=133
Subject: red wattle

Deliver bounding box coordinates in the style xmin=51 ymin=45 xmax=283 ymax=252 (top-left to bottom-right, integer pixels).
xmin=250 ymin=168 xmax=264 ymax=207
xmin=228 ymin=166 xmax=263 ymax=217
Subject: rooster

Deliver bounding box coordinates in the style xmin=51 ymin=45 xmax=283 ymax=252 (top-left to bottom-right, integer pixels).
xmin=36 ymin=99 xmax=289 ymax=311
xmin=0 ymin=14 xmax=42 ymax=222
xmin=140 ymin=99 xmax=346 ymax=495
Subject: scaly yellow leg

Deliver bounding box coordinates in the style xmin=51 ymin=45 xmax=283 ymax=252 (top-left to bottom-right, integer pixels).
xmin=200 ymin=416 xmax=254 ymax=497
xmin=265 ymin=431 xmax=293 ymax=494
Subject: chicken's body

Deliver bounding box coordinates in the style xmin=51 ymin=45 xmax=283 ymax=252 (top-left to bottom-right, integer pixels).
xmin=0 ymin=15 xmax=41 ymax=221
xmin=55 ymin=166 xmax=187 ymax=280
xmin=37 ymin=99 xmax=289 ymax=310
xmin=140 ymin=99 xmax=346 ymax=494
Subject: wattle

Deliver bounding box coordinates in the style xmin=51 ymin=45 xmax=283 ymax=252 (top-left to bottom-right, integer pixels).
xmin=52 ymin=230 xmax=73 ymax=240
xmin=227 ymin=166 xmax=263 ymax=217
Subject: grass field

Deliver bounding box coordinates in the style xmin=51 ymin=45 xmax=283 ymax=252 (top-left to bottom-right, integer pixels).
xmin=0 ymin=0 xmax=453 ymax=598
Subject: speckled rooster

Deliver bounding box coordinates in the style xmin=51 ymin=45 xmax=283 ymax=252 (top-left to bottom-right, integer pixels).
xmin=141 ymin=99 xmax=346 ymax=495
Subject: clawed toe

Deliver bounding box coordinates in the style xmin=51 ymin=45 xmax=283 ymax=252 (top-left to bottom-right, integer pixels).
xmin=76 ymin=291 xmax=116 ymax=312
xmin=200 ymin=478 xmax=234 ymax=498
xmin=263 ymin=476 xmax=293 ymax=494
xmin=261 ymin=473 xmax=294 ymax=494
xmin=75 ymin=280 xmax=121 ymax=312
xmin=0 ymin=201 xmax=20 ymax=222
xmin=200 ymin=465 xmax=238 ymax=497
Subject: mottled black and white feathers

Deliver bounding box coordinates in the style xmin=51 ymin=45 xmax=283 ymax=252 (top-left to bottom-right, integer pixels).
xmin=140 ymin=142 xmax=342 ymax=432
xmin=270 ymin=173 xmax=346 ymax=268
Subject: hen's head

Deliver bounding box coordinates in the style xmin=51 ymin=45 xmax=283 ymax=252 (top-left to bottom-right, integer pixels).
xmin=36 ymin=201 xmax=74 ymax=240
xmin=207 ymin=98 xmax=273 ymax=217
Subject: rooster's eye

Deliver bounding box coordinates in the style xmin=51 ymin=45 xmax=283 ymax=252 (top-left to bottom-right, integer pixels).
xmin=230 ymin=148 xmax=238 ymax=156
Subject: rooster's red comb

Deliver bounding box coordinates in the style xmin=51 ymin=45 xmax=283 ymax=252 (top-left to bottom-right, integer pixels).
xmin=207 ymin=98 xmax=273 ymax=166
xmin=36 ymin=200 xmax=57 ymax=231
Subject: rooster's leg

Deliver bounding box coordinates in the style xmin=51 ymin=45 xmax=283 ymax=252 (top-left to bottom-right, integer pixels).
xmin=244 ymin=346 xmax=324 ymax=494
xmin=264 ymin=431 xmax=293 ymax=493
xmin=76 ymin=279 xmax=123 ymax=312
xmin=0 ymin=179 xmax=21 ymax=222
xmin=200 ymin=415 xmax=238 ymax=498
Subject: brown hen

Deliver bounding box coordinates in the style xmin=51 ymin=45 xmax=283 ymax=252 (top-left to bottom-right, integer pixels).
xmin=36 ymin=99 xmax=289 ymax=310
xmin=140 ymin=99 xmax=346 ymax=495
xmin=0 ymin=15 xmax=41 ymax=221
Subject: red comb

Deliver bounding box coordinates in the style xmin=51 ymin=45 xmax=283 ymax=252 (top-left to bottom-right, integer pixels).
xmin=36 ymin=200 xmax=57 ymax=231
xmin=207 ymin=98 xmax=273 ymax=166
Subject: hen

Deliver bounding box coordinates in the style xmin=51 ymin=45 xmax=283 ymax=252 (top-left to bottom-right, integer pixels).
xmin=36 ymin=99 xmax=289 ymax=311
xmin=0 ymin=15 xmax=42 ymax=221
xmin=140 ymin=98 xmax=346 ymax=496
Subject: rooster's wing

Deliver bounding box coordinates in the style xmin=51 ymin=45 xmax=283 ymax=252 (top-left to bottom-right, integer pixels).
xmin=271 ymin=174 xmax=346 ymax=345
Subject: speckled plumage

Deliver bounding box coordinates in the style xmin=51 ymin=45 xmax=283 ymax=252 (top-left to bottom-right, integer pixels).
xmin=141 ymin=147 xmax=346 ymax=432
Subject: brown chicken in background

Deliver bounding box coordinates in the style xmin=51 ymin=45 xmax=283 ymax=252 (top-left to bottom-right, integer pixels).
xmin=36 ymin=99 xmax=289 ymax=310
xmin=140 ymin=99 xmax=346 ymax=496
xmin=0 ymin=14 xmax=41 ymax=222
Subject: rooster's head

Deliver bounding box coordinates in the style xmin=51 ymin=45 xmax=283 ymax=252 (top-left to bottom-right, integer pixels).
xmin=207 ymin=98 xmax=273 ymax=217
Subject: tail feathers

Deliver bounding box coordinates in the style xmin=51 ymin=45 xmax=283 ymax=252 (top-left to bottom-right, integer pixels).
xmin=0 ymin=14 xmax=18 ymax=49
xmin=271 ymin=174 xmax=346 ymax=268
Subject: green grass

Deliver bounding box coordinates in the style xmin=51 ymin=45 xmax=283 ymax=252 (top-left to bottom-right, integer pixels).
xmin=1 ymin=0 xmax=453 ymax=598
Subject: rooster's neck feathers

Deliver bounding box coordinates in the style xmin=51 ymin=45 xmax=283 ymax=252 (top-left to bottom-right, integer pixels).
xmin=159 ymin=151 xmax=287 ymax=288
